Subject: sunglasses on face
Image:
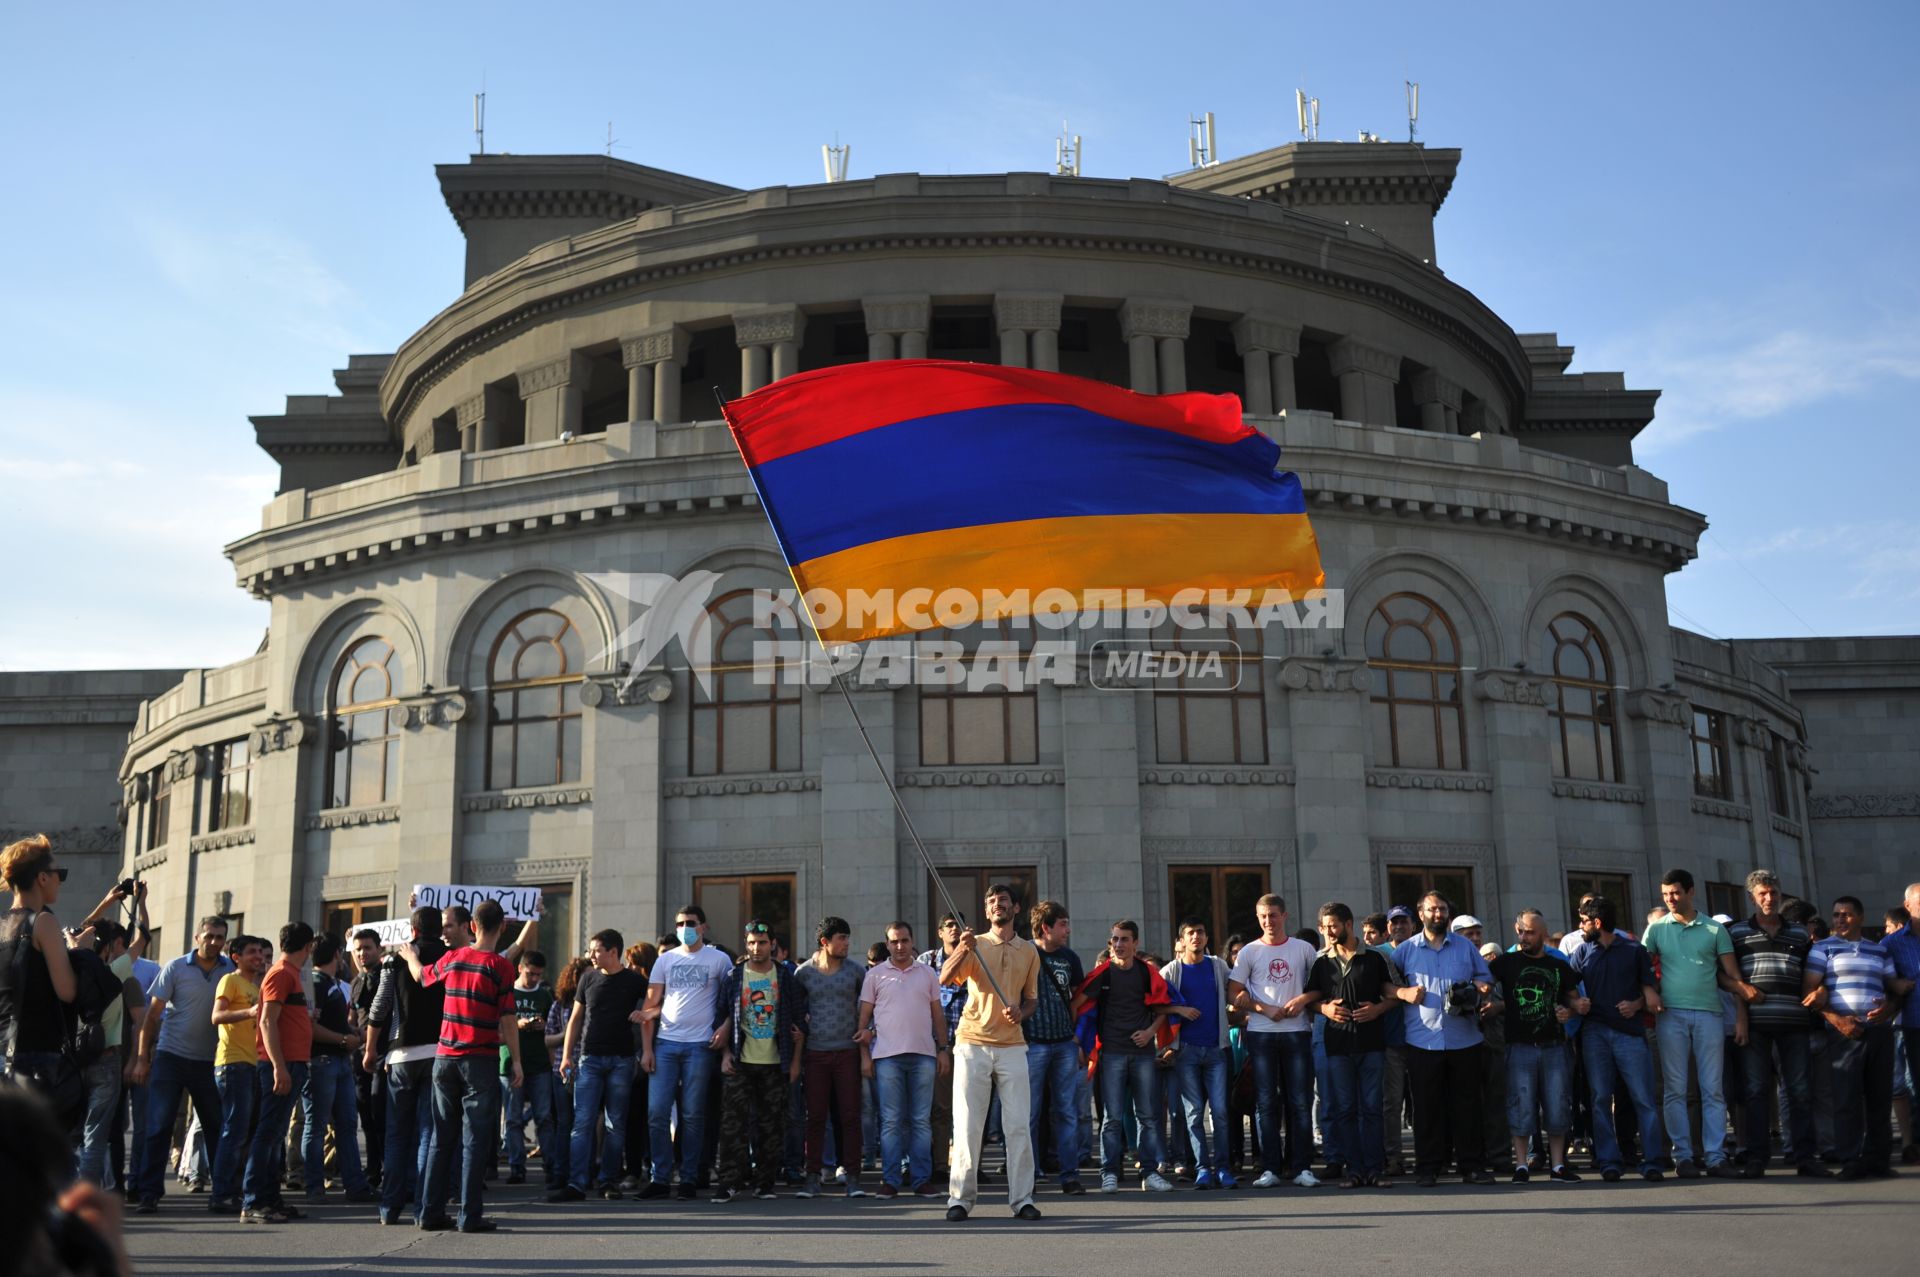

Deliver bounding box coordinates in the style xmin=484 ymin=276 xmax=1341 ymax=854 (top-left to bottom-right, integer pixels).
xmin=44 ymin=867 xmax=69 ymax=882
xmin=744 ymin=924 xmax=770 ymax=935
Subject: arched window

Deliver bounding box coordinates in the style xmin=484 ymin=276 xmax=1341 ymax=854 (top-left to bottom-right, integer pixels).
xmin=1153 ymin=618 xmax=1267 ymax=765
xmin=487 ymin=609 xmax=586 ymax=789
xmin=1544 ymin=612 xmax=1619 ymax=782
xmin=1365 ymin=593 xmax=1467 ymax=770
xmin=919 ymin=621 xmax=1039 ymax=766
xmin=328 ymin=637 xmax=403 ymax=807
xmin=689 ymin=589 xmax=801 ymax=775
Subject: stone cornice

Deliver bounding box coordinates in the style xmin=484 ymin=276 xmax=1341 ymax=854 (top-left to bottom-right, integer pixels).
xmin=1139 ymin=767 xmax=1295 ymax=786
xmin=1690 ymin=796 xmax=1751 ymax=822
xmin=378 ymin=177 xmax=1534 ymax=432
xmin=1806 ymin=790 xmax=1920 ymax=820
xmin=461 ymin=786 xmax=594 ymax=813
xmin=0 ymin=825 xmax=122 ymax=856
xmin=664 ymin=773 xmax=819 ymax=798
xmin=305 ymin=804 xmax=401 ymax=831
xmin=1768 ymin=814 xmax=1804 ymax=839
xmin=898 ymin=768 xmax=1062 ymax=787
xmin=516 ymin=352 xmax=590 ymax=398
xmin=1552 ymin=779 xmax=1645 ymax=804
xmin=1368 ymin=769 xmax=1492 ymax=792
xmin=191 ymin=828 xmax=256 ymax=854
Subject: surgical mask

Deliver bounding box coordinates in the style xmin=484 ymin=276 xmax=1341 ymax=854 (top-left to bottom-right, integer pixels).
xmin=677 ymin=925 xmax=699 ymax=947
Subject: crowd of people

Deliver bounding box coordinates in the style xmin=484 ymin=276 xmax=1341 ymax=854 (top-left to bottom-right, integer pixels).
xmin=2 ymin=829 xmax=1917 ymax=1240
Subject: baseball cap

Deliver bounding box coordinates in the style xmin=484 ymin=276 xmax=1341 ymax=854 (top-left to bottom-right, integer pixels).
xmin=1386 ymin=906 xmax=1414 ymax=922
xmin=1450 ymin=915 xmax=1484 ymax=932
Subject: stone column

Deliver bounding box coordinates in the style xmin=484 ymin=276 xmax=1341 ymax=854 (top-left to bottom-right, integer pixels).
xmin=394 ymin=692 xmax=469 ymax=907
xmin=1626 ymin=689 xmax=1701 ymax=888
xmin=1277 ymin=658 xmax=1375 ymax=909
xmin=516 ymin=352 xmax=591 ymax=444
xmin=1410 ymin=368 xmax=1464 ymax=434
xmin=1118 ymin=299 xmax=1191 ymax=395
xmin=1062 ymin=684 xmax=1146 ymax=928
xmin=735 ymin=306 xmax=805 ymax=391
xmin=1327 ymin=337 xmax=1400 ymax=427
xmin=1736 ymin=717 xmax=1774 ymax=873
xmin=818 ymin=683 xmax=899 ymax=943
xmin=621 ymin=325 xmax=690 ymax=425
xmin=994 ymin=293 xmax=1063 ymax=372
xmin=580 ymin=676 xmax=668 ymax=938
xmin=863 ymin=295 xmax=929 ymax=363
xmin=454 ymin=385 xmax=515 ymax=453
xmin=1232 ymin=314 xmax=1302 ymax=416
xmin=1473 ymin=671 xmax=1560 ymax=925
xmin=244 ymin=717 xmax=311 ymax=931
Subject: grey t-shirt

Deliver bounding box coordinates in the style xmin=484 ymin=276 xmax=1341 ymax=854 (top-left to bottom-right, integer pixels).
xmin=150 ymin=952 xmax=237 ymax=1061
xmin=795 ymin=958 xmax=866 ymax=1052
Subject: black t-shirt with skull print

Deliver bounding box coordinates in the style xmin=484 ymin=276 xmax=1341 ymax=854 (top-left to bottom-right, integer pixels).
xmin=1488 ymin=950 xmax=1578 ymax=1046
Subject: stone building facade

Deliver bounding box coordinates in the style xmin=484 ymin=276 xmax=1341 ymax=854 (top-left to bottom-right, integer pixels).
xmin=28 ymin=140 xmax=1911 ymax=958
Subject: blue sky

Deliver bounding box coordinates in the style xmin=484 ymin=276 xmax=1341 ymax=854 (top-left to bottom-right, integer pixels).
xmin=2 ymin=1 xmax=1915 ymax=669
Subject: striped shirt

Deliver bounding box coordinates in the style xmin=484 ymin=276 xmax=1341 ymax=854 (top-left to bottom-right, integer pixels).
xmin=1726 ymin=917 xmax=1813 ymax=1034
xmin=423 ymin=947 xmax=517 ymax=1056
xmin=1808 ymin=935 xmax=1895 ymax=1019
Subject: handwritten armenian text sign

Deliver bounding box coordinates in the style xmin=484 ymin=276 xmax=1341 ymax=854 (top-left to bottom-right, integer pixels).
xmin=410 ymin=883 xmax=543 ymax=920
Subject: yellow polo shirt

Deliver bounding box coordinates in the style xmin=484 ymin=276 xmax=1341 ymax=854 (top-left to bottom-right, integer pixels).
xmin=949 ymin=932 xmax=1040 ymax=1049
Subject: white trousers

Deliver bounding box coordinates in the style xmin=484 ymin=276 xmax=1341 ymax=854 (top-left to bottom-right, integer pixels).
xmin=948 ymin=1041 xmax=1035 ymax=1211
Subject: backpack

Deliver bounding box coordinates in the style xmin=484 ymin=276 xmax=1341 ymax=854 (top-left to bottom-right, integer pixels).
xmin=66 ymin=947 xmax=122 ymax=1068
xmin=2 ymin=910 xmax=86 ymax=1132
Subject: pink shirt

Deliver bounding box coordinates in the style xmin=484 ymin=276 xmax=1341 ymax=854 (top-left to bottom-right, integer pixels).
xmin=858 ymin=960 xmax=942 ymax=1059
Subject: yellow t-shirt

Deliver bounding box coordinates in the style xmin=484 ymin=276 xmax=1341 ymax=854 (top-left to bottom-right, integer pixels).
xmin=950 ymin=932 xmax=1041 ymax=1049
xmin=214 ymin=972 xmax=259 ymax=1067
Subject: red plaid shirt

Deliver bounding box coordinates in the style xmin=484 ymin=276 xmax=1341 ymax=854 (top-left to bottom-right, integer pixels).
xmin=423 ymin=947 xmax=517 ymax=1056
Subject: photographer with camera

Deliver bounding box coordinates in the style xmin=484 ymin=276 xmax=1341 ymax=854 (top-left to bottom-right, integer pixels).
xmin=1392 ymin=892 xmax=1498 ymax=1185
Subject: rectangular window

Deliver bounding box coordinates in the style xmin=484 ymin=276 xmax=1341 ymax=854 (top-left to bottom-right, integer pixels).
xmin=920 ymin=682 xmax=1038 ymax=766
xmin=1691 ymin=707 xmax=1730 ymax=800
xmin=483 ymin=884 xmax=574 ymax=958
xmin=146 ymin=765 xmax=172 ymax=850
xmin=1386 ymin=864 xmax=1476 ymax=919
xmin=1705 ymin=881 xmax=1744 ymax=920
xmin=695 ymin=874 xmax=796 ymax=956
xmin=1764 ymin=733 xmax=1794 ymax=819
xmin=323 ymin=897 xmax=388 ymax=942
xmin=1168 ymin=865 xmax=1270 ymax=956
xmin=1566 ymin=871 xmax=1632 ymax=931
xmin=210 ymin=738 xmax=254 ymax=831
xmin=929 ymin=866 xmax=1036 ymax=945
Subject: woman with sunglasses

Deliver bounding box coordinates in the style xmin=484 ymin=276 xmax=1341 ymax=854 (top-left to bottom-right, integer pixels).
xmin=1 ymin=834 xmax=81 ymax=1088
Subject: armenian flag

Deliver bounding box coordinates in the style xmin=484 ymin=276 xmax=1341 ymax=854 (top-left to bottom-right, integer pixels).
xmin=722 ymin=359 xmax=1323 ymax=644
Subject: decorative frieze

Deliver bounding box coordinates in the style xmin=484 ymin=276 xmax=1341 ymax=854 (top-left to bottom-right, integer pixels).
xmin=1140 ymin=768 xmax=1295 ymax=786
xmin=1117 ymin=298 xmax=1191 ymax=341
xmin=1806 ymin=790 xmax=1920 ymax=820
xmin=1624 ymin=689 xmax=1689 ymax=727
xmin=1409 ymin=368 xmax=1464 ymax=411
xmin=663 ymin=775 xmax=820 ymax=798
xmin=165 ymin=748 xmax=203 ymax=784
xmin=579 ymin=673 xmax=673 ymax=708
xmin=190 ymin=828 xmax=256 ymax=854
xmin=515 ymin=353 xmax=589 ymax=398
xmin=1552 ymin=779 xmax=1646 ymax=804
xmin=862 ymin=295 xmax=930 ymax=335
xmin=620 ymin=324 xmax=689 ymax=369
xmin=251 ymin=715 xmax=312 ymax=757
xmin=461 ymin=787 xmax=594 ymax=813
xmin=0 ymin=825 xmax=123 ymax=856
xmin=1231 ymin=314 xmax=1301 ymax=357
xmin=397 ymin=692 xmax=469 ymax=730
xmin=305 ymin=804 xmax=401 ymax=831
xmin=1326 ymin=337 xmax=1399 ymax=380
xmin=1472 ymin=670 xmax=1548 ymax=708
xmin=733 ymin=306 xmax=804 ymax=347
xmin=133 ymin=847 xmax=168 ymax=873
xmin=1768 ymin=814 xmax=1804 ymax=838
xmin=1368 ymin=770 xmax=1493 ymax=792
xmin=898 ymin=769 xmax=1061 ymax=787
xmin=992 ymin=293 xmax=1063 ymax=333
xmin=1690 ymin=796 xmax=1751 ymax=822
xmin=1276 ymin=657 xmax=1368 ymax=695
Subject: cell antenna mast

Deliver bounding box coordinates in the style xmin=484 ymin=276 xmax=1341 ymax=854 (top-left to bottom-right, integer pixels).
xmin=1406 ymin=81 xmax=1420 ymax=142
xmin=1187 ymin=111 xmax=1216 ymax=168
xmin=606 ymin=120 xmax=619 ymax=156
xmin=1055 ymin=120 xmax=1082 ymax=176
xmin=822 ymin=140 xmax=851 ymax=183
xmin=473 ymin=91 xmax=486 ymax=154
xmin=1295 ymin=89 xmax=1320 ymax=142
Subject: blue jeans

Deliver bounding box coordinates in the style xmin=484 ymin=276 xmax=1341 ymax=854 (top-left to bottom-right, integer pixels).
xmin=1741 ymin=1027 xmax=1814 ymax=1167
xmin=125 ymin=1079 xmax=149 ymax=1192
xmin=424 ymin=1054 xmax=501 ymax=1229
xmin=138 ymin=1050 xmax=221 ymax=1202
xmin=1584 ymin=1027 xmax=1662 ymax=1174
xmin=1312 ymin=1023 xmax=1339 ymax=1168
xmin=303 ymin=1054 xmax=370 ymax=1195
xmin=570 ymin=1054 xmax=634 ymax=1191
xmin=648 ymin=1039 xmax=717 ymax=1184
xmin=1025 ymin=1040 xmax=1083 ymax=1184
xmin=1655 ymin=1008 xmax=1727 ymax=1166
xmin=1506 ymin=1042 xmax=1572 ymax=1138
xmin=505 ymin=1070 xmax=561 ymax=1185
xmin=1323 ymin=1050 xmax=1384 ymax=1178
xmin=1247 ymin=1031 xmax=1314 ymax=1175
xmin=242 ymin=1060 xmax=307 ymax=1211
xmin=78 ymin=1053 xmax=122 ymax=1186
xmin=1098 ymin=1053 xmax=1162 ymax=1175
xmin=1176 ymin=1044 xmax=1231 ymax=1172
xmin=380 ymin=1059 xmax=435 ymax=1222
xmin=212 ymin=1063 xmax=256 ymax=1202
xmin=875 ymin=1053 xmax=936 ymax=1188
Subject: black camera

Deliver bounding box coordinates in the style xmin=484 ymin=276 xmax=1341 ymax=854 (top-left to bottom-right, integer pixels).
xmin=1444 ymin=981 xmax=1480 ymax=1017
xmin=117 ymin=878 xmax=137 ymax=896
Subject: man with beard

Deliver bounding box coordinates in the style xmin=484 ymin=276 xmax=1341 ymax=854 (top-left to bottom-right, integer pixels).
xmin=1393 ymin=892 xmax=1496 ymax=1185
xmin=1308 ymin=903 xmax=1399 ymax=1188
xmin=1489 ymin=911 xmax=1586 ymax=1183
xmin=940 ymin=883 xmax=1041 ymax=1221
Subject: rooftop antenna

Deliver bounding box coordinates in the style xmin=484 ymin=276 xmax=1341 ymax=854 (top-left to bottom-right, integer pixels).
xmin=1406 ymin=80 xmax=1420 ymax=142
xmin=1295 ymin=89 xmax=1320 ymax=142
xmin=473 ymin=88 xmax=486 ymax=155
xmin=605 ymin=120 xmax=619 ymax=156
xmin=1187 ymin=111 xmax=1216 ymax=168
xmin=822 ymin=136 xmax=850 ymax=183
xmin=1055 ymin=120 xmax=1082 ymax=176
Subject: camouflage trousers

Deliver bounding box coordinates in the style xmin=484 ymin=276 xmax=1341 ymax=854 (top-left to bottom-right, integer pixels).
xmin=716 ymin=1062 xmax=789 ymax=1192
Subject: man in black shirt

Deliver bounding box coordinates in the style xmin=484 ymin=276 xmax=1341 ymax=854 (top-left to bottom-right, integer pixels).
xmin=303 ymin=933 xmax=375 ymax=1203
xmin=1489 ymin=911 xmax=1587 ymax=1183
xmin=349 ymin=929 xmax=386 ymax=1188
xmin=554 ymin=929 xmax=649 ymax=1201
xmin=1308 ymin=903 xmax=1398 ymax=1188
xmin=1071 ymin=920 xmax=1184 ymax=1194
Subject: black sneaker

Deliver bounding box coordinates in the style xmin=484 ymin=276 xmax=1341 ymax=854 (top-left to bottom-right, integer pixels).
xmin=945 ymin=1204 xmax=969 ymax=1221
xmin=600 ymin=1185 xmax=624 ymax=1200
xmin=753 ymin=1186 xmax=779 ymax=1200
xmin=1742 ymin=1162 xmax=1765 ymax=1179
xmin=1676 ymin=1160 xmax=1703 ymax=1179
xmin=1015 ymin=1203 xmax=1042 ymax=1220
xmin=133 ymin=1198 xmax=159 ymax=1215
xmin=1549 ymin=1164 xmax=1582 ymax=1183
xmin=1707 ymin=1162 xmax=1742 ymax=1180
xmin=1797 ymin=1163 xmax=1834 ymax=1179
xmin=1511 ymin=1165 xmax=1530 ymax=1184
xmin=675 ymin=1183 xmax=697 ymax=1201
xmin=546 ymin=1185 xmax=585 ymax=1202
xmin=1060 ymin=1180 xmax=1086 ymax=1195
xmin=506 ymin=1169 xmax=526 ymax=1185
xmin=1467 ymin=1170 xmax=1496 ymax=1185
xmin=1601 ymin=1168 xmax=1622 ymax=1183
xmin=1836 ymin=1164 xmax=1868 ymax=1181
xmin=711 ymin=1187 xmax=741 ymax=1203
xmin=636 ymin=1182 xmax=670 ymax=1200
xmin=207 ymin=1197 xmax=240 ymax=1215
xmin=1414 ymin=1172 xmax=1438 ymax=1187
xmin=1642 ymin=1169 xmax=1664 ymax=1182
xmin=458 ymin=1218 xmax=499 ymax=1233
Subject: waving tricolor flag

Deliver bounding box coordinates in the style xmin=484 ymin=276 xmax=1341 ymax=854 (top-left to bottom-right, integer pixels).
xmin=722 ymin=360 xmax=1323 ymax=644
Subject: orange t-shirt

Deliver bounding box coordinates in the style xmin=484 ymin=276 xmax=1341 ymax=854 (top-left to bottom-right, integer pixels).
xmin=256 ymin=960 xmax=313 ymax=1064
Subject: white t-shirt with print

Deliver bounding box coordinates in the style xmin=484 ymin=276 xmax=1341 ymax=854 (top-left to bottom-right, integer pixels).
xmin=1229 ymin=937 xmax=1318 ymax=1034
xmin=650 ymin=944 xmax=733 ymax=1043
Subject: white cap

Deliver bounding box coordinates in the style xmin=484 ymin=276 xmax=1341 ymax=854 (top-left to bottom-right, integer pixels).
xmin=1479 ymin=942 xmax=1503 ymax=962
xmin=1712 ymin=913 xmax=1734 ymax=926
xmin=1450 ymin=915 xmax=1484 ymax=932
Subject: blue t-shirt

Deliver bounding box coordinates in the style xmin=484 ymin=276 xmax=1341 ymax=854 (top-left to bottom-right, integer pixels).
xmin=1177 ymin=958 xmax=1219 ymax=1047
xmin=1809 ymin=936 xmax=1896 ymax=1019
xmin=1885 ymin=929 xmax=1920 ymax=1026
